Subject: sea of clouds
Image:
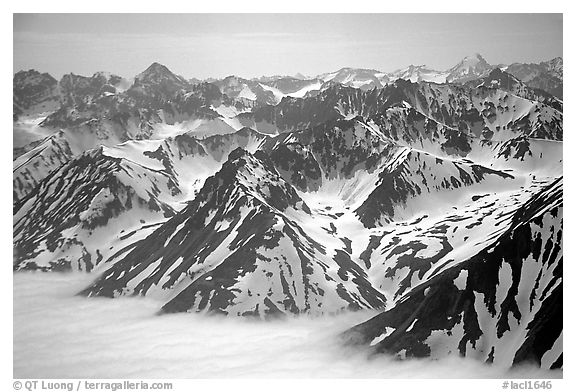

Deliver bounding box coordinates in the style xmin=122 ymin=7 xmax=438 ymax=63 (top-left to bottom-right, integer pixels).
xmin=13 ymin=272 xmax=562 ymax=379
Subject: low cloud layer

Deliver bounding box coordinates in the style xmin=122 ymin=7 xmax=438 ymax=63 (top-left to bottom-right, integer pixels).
xmin=14 ymin=272 xmax=562 ymax=379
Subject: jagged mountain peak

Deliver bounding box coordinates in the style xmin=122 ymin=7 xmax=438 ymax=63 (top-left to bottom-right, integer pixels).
xmin=14 ymin=69 xmax=57 ymax=86
xmin=127 ymin=62 xmax=191 ymax=98
xmin=406 ymin=64 xmax=427 ymax=72
xmin=464 ymin=67 xmax=562 ymax=111
xmin=91 ymin=71 xmax=125 ymax=84
xmin=217 ymin=147 xmax=304 ymax=209
xmin=504 ymin=57 xmax=563 ymax=99
xmin=483 ymin=67 xmax=522 ymax=85
xmin=13 ymin=69 xmax=60 ymax=121
xmin=452 ymin=53 xmax=490 ymax=70
xmin=79 ymin=141 xmax=390 ymax=317
xmin=13 ymin=53 xmax=564 ymax=371
xmin=543 ymin=57 xmax=563 ymax=78
xmin=134 ymin=62 xmax=187 ymax=86
xmin=447 ymin=53 xmax=493 ymax=83
xmin=319 ymin=67 xmax=385 ymax=81
xmin=316 ymin=67 xmax=389 ymax=91
xmin=342 ymin=176 xmax=562 ymax=368
xmin=387 ymin=64 xmax=448 ymax=84
xmin=462 ymin=52 xmax=488 ymax=63
xmin=221 ymin=75 xmax=249 ymax=84
xmin=140 ymin=61 xmax=172 ymax=75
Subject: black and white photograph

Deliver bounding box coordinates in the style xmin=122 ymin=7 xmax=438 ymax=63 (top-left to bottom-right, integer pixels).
xmin=9 ymin=6 xmax=568 ymax=387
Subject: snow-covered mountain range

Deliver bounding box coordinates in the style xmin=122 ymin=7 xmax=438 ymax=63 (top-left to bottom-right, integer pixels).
xmin=13 ymin=53 xmax=563 ymax=370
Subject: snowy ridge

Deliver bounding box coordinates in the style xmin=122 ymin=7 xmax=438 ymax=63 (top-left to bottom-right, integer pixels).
xmin=445 ymin=53 xmax=493 ymax=83
xmin=343 ymin=177 xmax=562 ymax=369
xmin=81 ymin=148 xmax=387 ymax=316
xmin=14 ymin=147 xmax=178 ymax=272
xmin=388 ymin=65 xmax=448 ymax=84
xmin=14 ymin=128 xmax=270 ymax=272
xmin=13 ymin=57 xmax=563 ymax=370
xmin=355 ymin=147 xmax=517 ymax=227
xmin=13 ymin=131 xmax=75 ymax=203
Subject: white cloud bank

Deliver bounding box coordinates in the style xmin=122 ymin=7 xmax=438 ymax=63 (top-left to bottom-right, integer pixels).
xmin=14 ymin=272 xmax=562 ymax=379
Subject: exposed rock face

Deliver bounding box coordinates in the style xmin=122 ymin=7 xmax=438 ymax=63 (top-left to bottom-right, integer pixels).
xmin=13 ymin=128 xmax=270 ymax=272
xmin=505 ymin=58 xmax=563 ymax=99
xmin=80 ymin=148 xmax=387 ymax=316
xmin=446 ymin=53 xmax=494 ymax=83
xmin=465 ymin=68 xmax=562 ymax=111
xmin=13 ymin=70 xmax=60 ymax=120
xmin=342 ymin=178 xmax=562 ymax=369
xmin=13 ymin=57 xmax=563 ymax=369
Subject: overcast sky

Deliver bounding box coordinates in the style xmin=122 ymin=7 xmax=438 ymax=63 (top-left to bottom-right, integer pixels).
xmin=13 ymin=14 xmax=562 ymax=79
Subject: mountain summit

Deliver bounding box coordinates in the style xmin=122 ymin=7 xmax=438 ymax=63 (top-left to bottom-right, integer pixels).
xmin=131 ymin=62 xmax=190 ymax=96
xmin=447 ymin=53 xmax=493 ymax=82
xmin=13 ymin=54 xmax=563 ymax=371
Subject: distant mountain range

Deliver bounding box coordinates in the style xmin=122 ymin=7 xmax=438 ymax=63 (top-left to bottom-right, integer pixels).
xmin=13 ymin=54 xmax=563 ymax=125
xmin=13 ymin=52 xmax=562 ymax=371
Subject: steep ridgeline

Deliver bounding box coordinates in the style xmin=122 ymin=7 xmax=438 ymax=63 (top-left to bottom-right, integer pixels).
xmin=12 ymin=62 xmax=257 ymax=172
xmin=265 ymin=77 xmax=324 ymax=97
xmin=388 ymin=65 xmax=448 ymax=84
xmin=13 ymin=131 xmax=76 ymax=203
xmin=254 ymin=55 xmax=562 ymax=98
xmin=13 ymin=147 xmax=179 ymax=272
xmin=130 ymin=62 xmax=190 ymax=99
xmin=241 ymin=80 xmax=562 ymax=145
xmin=14 ymin=128 xmax=268 ymax=272
xmin=12 ymin=70 xmax=130 ymax=160
xmin=13 ymin=58 xmax=564 ymax=370
xmin=342 ymin=177 xmax=562 ymax=369
xmin=354 ymin=148 xmax=515 ymax=227
xmin=505 ymin=58 xmax=563 ymax=99
xmin=464 ymin=68 xmax=562 ymax=112
xmin=211 ymin=75 xmax=325 ymax=106
xmin=14 ymin=59 xmax=562 ymax=171
xmin=366 ymin=54 xmax=492 ymax=85
xmin=214 ymin=76 xmax=278 ymax=107
xmin=445 ymin=53 xmax=493 ymax=83
xmin=42 ymin=78 xmax=228 ymax=136
xmin=81 ymin=148 xmax=387 ymax=317
xmin=58 ymin=72 xmax=129 ymax=107
xmin=77 ymin=114 xmax=559 ymax=317
xmin=387 ymin=54 xmax=563 ymax=99
xmin=13 ymin=70 xmax=60 ymax=120
xmin=317 ymin=67 xmax=390 ymax=90
xmin=13 ymin=70 xmax=131 ymax=122
xmin=381 ymin=80 xmax=562 ymax=143
xmin=14 ymin=72 xmax=562 ymax=206
xmin=263 ymin=118 xmax=516 ymax=220
xmin=12 ymin=75 xmax=251 ymax=204
xmin=264 ymin=118 xmax=396 ymax=193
